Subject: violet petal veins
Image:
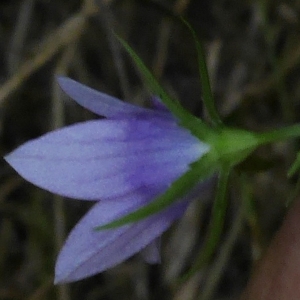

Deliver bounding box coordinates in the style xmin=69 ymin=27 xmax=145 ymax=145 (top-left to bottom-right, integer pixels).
xmin=4 ymin=77 xmax=210 ymax=283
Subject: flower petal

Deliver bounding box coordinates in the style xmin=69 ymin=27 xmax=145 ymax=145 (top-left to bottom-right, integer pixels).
xmin=150 ymin=95 xmax=168 ymax=112
xmin=55 ymin=192 xmax=188 ymax=283
xmin=140 ymin=238 xmax=161 ymax=264
xmin=5 ymin=120 xmax=209 ymax=200
xmin=58 ymin=77 xmax=171 ymax=119
xmin=58 ymin=77 xmax=145 ymax=117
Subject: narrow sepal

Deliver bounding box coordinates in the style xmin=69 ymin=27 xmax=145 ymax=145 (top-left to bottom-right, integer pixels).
xmin=116 ymin=34 xmax=213 ymax=141
xmin=181 ymin=18 xmax=222 ymax=126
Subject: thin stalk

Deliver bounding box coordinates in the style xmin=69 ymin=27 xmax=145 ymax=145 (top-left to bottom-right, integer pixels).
xmin=257 ymin=124 xmax=300 ymax=145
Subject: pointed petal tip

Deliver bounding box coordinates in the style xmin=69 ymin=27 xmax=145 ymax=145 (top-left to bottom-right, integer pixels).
xmin=56 ymin=76 xmax=78 ymax=98
xmin=56 ymin=74 xmax=66 ymax=81
xmin=4 ymin=150 xmax=19 ymax=170
xmin=4 ymin=153 xmax=11 ymax=164
xmin=54 ymin=260 xmax=83 ymax=284
xmin=53 ymin=276 xmax=61 ymax=285
xmin=56 ymin=76 xmax=73 ymax=89
xmin=54 ymin=271 xmax=72 ymax=285
xmin=140 ymin=238 xmax=161 ymax=264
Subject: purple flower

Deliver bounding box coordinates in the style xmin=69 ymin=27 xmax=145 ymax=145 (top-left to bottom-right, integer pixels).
xmin=4 ymin=77 xmax=210 ymax=283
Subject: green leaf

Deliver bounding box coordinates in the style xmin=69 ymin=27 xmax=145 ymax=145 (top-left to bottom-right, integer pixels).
xmin=116 ymin=34 xmax=213 ymax=141
xmin=95 ymin=154 xmax=218 ymax=230
xmin=181 ymin=18 xmax=222 ymax=127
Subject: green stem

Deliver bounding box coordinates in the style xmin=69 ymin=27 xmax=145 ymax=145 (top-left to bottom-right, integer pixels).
xmin=257 ymin=124 xmax=300 ymax=145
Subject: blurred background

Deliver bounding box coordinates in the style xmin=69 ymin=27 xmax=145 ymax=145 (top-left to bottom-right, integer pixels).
xmin=1 ymin=0 xmax=300 ymax=299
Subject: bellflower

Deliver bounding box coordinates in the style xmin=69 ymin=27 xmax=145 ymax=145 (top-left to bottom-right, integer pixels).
xmin=5 ymin=77 xmax=210 ymax=283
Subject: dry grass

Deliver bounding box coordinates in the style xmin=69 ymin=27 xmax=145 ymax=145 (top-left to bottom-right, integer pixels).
xmin=1 ymin=0 xmax=300 ymax=299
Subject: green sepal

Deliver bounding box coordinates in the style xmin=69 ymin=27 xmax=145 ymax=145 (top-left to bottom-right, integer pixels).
xmin=95 ymin=154 xmax=218 ymax=230
xmin=208 ymin=127 xmax=260 ymax=168
xmin=116 ymin=34 xmax=214 ymax=141
xmin=181 ymin=18 xmax=222 ymax=127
